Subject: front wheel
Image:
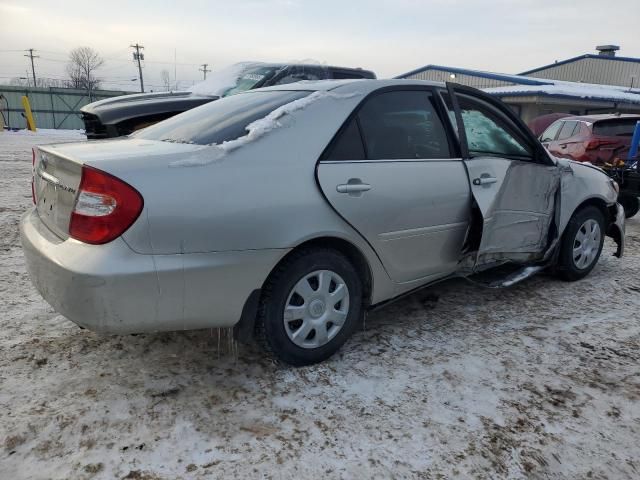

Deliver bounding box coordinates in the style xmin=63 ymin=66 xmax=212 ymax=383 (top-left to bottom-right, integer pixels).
xmin=556 ymin=206 xmax=605 ymax=281
xmin=257 ymin=248 xmax=363 ymax=366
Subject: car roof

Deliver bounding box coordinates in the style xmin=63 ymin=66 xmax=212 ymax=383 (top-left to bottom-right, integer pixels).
xmin=252 ymin=78 xmax=446 ymax=94
xmin=564 ymin=113 xmax=640 ymax=123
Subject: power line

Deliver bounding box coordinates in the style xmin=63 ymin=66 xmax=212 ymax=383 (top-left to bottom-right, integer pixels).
xmin=199 ymin=63 xmax=211 ymax=80
xmin=24 ymin=48 xmax=38 ymax=87
xmin=130 ymin=43 xmax=145 ymax=93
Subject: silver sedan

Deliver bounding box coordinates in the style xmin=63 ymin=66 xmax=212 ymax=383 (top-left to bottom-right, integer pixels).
xmin=21 ymin=79 xmax=625 ymax=365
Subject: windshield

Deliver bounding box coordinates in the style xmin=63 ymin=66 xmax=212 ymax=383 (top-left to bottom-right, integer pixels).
xmin=222 ymin=66 xmax=285 ymax=96
xmin=134 ymin=90 xmax=309 ymax=146
xmin=188 ymin=62 xmax=285 ymax=98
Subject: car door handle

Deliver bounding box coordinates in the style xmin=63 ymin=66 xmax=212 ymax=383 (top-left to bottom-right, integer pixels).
xmin=472 ymin=176 xmax=498 ymax=186
xmin=336 ymin=182 xmax=372 ymax=194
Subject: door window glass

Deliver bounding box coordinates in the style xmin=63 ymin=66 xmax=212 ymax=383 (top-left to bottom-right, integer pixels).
xmin=357 ymin=90 xmax=451 ymax=160
xmin=455 ymin=94 xmax=532 ymax=158
xmin=540 ymin=121 xmax=563 ymax=142
xmin=557 ymin=121 xmax=578 ymax=140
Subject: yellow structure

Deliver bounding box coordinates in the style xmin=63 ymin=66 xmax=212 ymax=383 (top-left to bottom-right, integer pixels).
xmin=21 ymin=95 xmax=36 ymax=131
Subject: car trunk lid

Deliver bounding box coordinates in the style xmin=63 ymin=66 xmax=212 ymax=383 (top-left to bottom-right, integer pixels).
xmin=33 ymin=146 xmax=83 ymax=240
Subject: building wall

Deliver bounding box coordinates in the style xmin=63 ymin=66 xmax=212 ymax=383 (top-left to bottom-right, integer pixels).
xmin=403 ymin=69 xmax=513 ymax=89
xmin=499 ymin=95 xmax=640 ymax=124
xmin=525 ymin=57 xmax=640 ymax=88
xmin=0 ymin=86 xmax=131 ymax=130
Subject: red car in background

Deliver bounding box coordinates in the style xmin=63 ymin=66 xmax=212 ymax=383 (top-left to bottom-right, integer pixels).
xmin=539 ymin=114 xmax=640 ymax=166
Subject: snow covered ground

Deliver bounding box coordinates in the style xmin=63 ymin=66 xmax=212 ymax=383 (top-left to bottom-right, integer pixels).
xmin=1 ymin=130 xmax=639 ymax=479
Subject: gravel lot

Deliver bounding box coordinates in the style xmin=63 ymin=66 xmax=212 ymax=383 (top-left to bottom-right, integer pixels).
xmin=1 ymin=130 xmax=639 ymax=480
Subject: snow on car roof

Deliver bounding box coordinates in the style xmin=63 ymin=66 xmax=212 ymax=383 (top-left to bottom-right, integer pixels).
xmin=256 ymin=78 xmax=445 ymax=94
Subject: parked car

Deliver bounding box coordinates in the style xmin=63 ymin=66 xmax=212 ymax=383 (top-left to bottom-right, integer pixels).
xmin=80 ymin=62 xmax=376 ymax=139
xmin=527 ymin=112 xmax=571 ymax=137
xmin=22 ymin=79 xmax=624 ymax=366
xmin=540 ymin=114 xmax=639 ymax=165
xmin=539 ymin=113 xmax=640 ymax=218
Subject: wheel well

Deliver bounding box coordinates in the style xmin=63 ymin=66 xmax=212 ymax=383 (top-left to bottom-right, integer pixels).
xmin=572 ymin=197 xmax=610 ymax=224
xmin=274 ymin=237 xmax=373 ymax=306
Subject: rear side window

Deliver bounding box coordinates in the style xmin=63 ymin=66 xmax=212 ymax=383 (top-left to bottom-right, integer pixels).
xmin=324 ymin=119 xmax=366 ymax=160
xmin=593 ymin=119 xmax=639 ymax=137
xmin=134 ymin=90 xmax=309 ymax=146
xmin=357 ymin=90 xmax=450 ymax=160
xmin=557 ymin=121 xmax=578 ymax=140
xmin=540 ymin=121 xmax=563 ymax=142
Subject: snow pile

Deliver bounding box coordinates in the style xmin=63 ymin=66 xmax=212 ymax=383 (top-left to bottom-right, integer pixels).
xmin=188 ymin=62 xmax=266 ymax=97
xmin=3 ymin=128 xmax=85 ymax=137
xmin=485 ymin=80 xmax=640 ymax=104
xmin=169 ymin=90 xmax=359 ymax=167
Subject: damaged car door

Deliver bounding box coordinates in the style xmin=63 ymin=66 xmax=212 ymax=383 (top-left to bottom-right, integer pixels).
xmin=445 ymin=85 xmax=561 ymax=268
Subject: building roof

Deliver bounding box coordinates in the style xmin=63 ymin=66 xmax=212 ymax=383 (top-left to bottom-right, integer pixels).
xmin=485 ymin=82 xmax=640 ymax=105
xmin=395 ymin=64 xmax=551 ymax=85
xmin=396 ymin=64 xmax=640 ymax=105
xmin=520 ymin=54 xmax=640 ymax=76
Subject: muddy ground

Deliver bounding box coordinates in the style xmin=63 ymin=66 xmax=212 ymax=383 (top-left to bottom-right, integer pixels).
xmin=1 ymin=130 xmax=639 ymax=479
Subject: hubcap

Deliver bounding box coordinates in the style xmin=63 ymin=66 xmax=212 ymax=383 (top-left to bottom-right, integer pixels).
xmin=283 ymin=270 xmax=350 ymax=349
xmin=572 ymin=219 xmax=601 ymax=270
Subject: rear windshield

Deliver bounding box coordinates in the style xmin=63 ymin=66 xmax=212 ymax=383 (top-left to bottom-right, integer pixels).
xmin=593 ymin=119 xmax=640 ymax=137
xmin=134 ymin=90 xmax=309 ymax=146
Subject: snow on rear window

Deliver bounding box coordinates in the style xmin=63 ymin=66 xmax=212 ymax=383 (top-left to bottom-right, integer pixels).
xmin=134 ymin=90 xmax=310 ymax=147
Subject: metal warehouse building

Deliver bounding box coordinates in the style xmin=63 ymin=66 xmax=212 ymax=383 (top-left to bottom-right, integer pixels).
xmin=397 ymin=46 xmax=640 ymax=124
xmin=521 ymin=45 xmax=640 ymax=88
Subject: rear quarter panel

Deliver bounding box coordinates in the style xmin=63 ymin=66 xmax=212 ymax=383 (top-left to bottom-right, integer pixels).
xmin=101 ymin=91 xmax=397 ymax=303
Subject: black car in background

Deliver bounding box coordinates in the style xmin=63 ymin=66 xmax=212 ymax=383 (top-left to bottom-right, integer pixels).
xmin=81 ymin=62 xmax=376 ymax=139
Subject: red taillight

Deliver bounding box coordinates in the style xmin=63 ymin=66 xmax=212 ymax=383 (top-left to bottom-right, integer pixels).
xmin=586 ymin=138 xmax=616 ymax=150
xmin=31 ymin=148 xmax=36 ymax=204
xmin=69 ymin=165 xmax=143 ymax=245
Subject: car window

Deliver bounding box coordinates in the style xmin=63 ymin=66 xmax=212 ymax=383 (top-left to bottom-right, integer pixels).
xmin=222 ymin=65 xmax=284 ymax=96
xmin=557 ymin=121 xmax=578 ymax=141
xmin=455 ymin=94 xmax=532 ymax=159
xmin=593 ymin=119 xmax=640 ymax=137
xmin=324 ymin=119 xmax=366 ymax=160
xmin=134 ymin=90 xmax=309 ymax=146
xmin=540 ymin=121 xmax=563 ymax=142
xmin=356 ymin=90 xmax=451 ymax=160
xmin=273 ymin=67 xmax=328 ymax=86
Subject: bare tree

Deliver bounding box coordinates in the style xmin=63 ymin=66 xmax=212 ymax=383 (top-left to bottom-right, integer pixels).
xmin=160 ymin=69 xmax=172 ymax=91
xmin=66 ymin=47 xmax=104 ymax=91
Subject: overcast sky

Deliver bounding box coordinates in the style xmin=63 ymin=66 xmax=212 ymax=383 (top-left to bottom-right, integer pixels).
xmin=1 ymin=0 xmax=639 ymax=91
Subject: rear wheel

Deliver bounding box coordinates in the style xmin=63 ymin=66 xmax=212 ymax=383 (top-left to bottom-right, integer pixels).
xmin=257 ymin=248 xmax=362 ymax=366
xmin=557 ymin=206 xmax=605 ymax=281
xmin=619 ymin=193 xmax=639 ymax=219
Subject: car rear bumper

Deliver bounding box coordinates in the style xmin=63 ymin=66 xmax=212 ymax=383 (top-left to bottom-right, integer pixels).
xmin=20 ymin=208 xmax=286 ymax=334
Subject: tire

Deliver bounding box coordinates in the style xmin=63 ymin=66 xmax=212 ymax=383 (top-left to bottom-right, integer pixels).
xmin=557 ymin=206 xmax=605 ymax=281
xmin=256 ymin=248 xmax=363 ymax=366
xmin=619 ymin=193 xmax=640 ymax=219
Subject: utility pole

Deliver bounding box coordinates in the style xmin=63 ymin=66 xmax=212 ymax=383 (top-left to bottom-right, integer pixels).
xmin=199 ymin=63 xmax=211 ymax=80
xmin=24 ymin=49 xmax=39 ymax=87
xmin=130 ymin=43 xmax=145 ymax=92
